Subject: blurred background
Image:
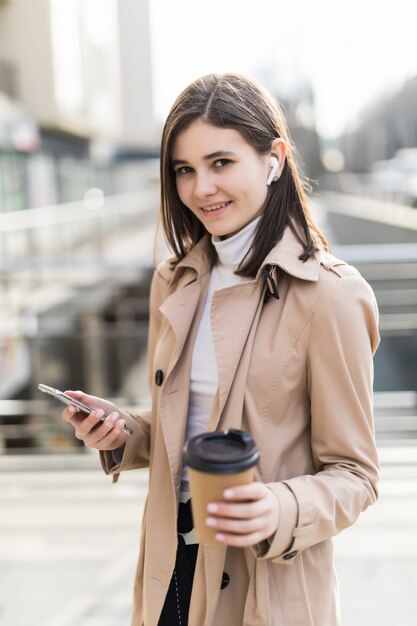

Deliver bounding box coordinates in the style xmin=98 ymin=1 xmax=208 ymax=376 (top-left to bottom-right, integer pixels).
xmin=0 ymin=1 xmax=416 ymax=625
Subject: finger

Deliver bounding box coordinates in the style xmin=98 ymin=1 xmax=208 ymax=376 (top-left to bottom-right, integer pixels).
xmin=222 ymin=482 xmax=267 ymax=501
xmin=86 ymin=412 xmax=121 ymax=442
xmin=74 ymin=409 xmax=106 ymax=439
xmin=64 ymin=389 xmax=94 ymax=404
xmin=207 ymin=498 xmax=268 ymax=519
xmin=64 ymin=390 xmax=84 ymax=398
xmin=214 ymin=530 xmax=268 ymax=547
xmin=65 ymin=390 xmax=108 ymax=413
xmin=62 ymin=404 xmax=91 ymax=429
xmin=84 ymin=418 xmax=126 ymax=449
xmin=82 ymin=412 xmax=122 ymax=441
xmin=62 ymin=405 xmax=76 ymax=422
xmin=206 ymin=513 xmax=266 ymax=535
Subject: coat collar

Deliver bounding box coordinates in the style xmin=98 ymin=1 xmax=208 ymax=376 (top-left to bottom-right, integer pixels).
xmin=170 ymin=235 xmax=213 ymax=284
xmin=169 ymin=222 xmax=322 ymax=286
xmin=257 ymin=221 xmax=322 ymax=282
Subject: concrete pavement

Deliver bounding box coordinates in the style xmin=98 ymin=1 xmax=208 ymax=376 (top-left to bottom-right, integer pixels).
xmin=0 ymin=446 xmax=416 ymax=626
xmin=334 ymin=446 xmax=417 ymax=625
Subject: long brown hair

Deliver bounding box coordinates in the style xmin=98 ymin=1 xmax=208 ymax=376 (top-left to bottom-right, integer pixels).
xmin=159 ymin=73 xmax=329 ymax=277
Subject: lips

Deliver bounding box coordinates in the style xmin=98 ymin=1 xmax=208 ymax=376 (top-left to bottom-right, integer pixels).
xmin=200 ymin=201 xmax=231 ymax=212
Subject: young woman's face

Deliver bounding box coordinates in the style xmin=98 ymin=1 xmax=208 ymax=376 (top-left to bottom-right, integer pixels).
xmin=171 ymin=119 xmax=273 ymax=239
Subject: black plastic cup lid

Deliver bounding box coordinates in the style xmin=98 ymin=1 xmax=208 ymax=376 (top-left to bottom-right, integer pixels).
xmin=183 ymin=429 xmax=259 ymax=474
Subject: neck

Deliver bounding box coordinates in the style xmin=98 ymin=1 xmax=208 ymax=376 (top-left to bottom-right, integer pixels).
xmin=211 ymin=216 xmax=260 ymax=270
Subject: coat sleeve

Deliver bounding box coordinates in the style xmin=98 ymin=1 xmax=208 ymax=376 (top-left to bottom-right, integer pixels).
xmin=254 ymin=269 xmax=380 ymax=563
xmin=100 ymin=265 xmax=169 ymax=479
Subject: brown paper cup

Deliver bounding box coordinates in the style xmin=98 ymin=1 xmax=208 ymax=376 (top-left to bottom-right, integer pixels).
xmin=188 ymin=465 xmax=257 ymax=544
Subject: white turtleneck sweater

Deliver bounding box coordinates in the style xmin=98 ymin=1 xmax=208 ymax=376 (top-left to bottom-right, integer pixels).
xmin=181 ymin=216 xmax=260 ymax=491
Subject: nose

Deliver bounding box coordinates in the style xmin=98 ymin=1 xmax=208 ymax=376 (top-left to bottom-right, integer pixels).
xmin=194 ymin=170 xmax=217 ymax=199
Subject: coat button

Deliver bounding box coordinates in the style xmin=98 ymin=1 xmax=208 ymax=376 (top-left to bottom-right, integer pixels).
xmin=283 ymin=550 xmax=298 ymax=561
xmin=220 ymin=571 xmax=230 ymax=589
xmin=155 ymin=369 xmax=164 ymax=386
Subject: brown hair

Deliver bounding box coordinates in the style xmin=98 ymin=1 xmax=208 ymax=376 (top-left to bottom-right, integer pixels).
xmin=159 ymin=73 xmax=329 ymax=277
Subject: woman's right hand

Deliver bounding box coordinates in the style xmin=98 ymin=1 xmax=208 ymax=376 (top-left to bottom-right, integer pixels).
xmin=62 ymin=390 xmax=127 ymax=451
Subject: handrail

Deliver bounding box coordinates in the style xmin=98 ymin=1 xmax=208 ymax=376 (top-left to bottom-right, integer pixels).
xmin=332 ymin=242 xmax=417 ymax=263
xmin=0 ymin=190 xmax=158 ymax=232
xmin=0 ymin=189 xmax=159 ymax=271
xmin=319 ymin=191 xmax=417 ymax=232
xmin=0 ymin=399 xmax=150 ymax=454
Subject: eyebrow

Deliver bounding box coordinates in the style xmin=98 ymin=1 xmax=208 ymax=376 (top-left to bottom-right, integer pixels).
xmin=171 ymin=150 xmax=237 ymax=166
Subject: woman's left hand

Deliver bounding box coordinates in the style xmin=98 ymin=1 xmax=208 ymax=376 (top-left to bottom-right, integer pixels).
xmin=206 ymin=482 xmax=279 ymax=547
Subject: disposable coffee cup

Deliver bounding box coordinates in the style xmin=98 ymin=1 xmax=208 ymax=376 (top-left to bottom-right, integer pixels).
xmin=183 ymin=429 xmax=260 ymax=544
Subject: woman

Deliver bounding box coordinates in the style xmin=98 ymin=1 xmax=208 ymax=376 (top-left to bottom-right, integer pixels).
xmin=63 ymin=73 xmax=380 ymax=626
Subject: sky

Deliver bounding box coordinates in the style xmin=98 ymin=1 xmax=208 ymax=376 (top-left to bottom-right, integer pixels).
xmin=149 ymin=0 xmax=417 ymax=138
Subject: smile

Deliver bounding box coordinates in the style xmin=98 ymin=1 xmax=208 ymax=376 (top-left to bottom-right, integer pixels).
xmin=200 ymin=201 xmax=231 ymax=213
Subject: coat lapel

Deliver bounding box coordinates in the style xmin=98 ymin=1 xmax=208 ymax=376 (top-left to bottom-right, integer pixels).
xmin=158 ymin=271 xmax=210 ymax=493
xmin=158 ymin=234 xmax=212 ymax=383
xmin=207 ymin=279 xmax=265 ymax=431
xmin=159 ymin=279 xmax=203 ymax=382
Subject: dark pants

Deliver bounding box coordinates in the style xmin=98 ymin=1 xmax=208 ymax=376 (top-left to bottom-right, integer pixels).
xmin=158 ymin=499 xmax=198 ymax=626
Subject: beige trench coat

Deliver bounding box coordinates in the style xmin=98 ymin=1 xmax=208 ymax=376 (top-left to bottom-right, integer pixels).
xmin=101 ymin=223 xmax=380 ymax=626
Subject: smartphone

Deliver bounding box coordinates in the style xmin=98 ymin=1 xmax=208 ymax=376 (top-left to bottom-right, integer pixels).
xmin=38 ymin=383 xmax=133 ymax=436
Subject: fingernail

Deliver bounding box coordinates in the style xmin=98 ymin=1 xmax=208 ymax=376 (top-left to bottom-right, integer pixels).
xmin=116 ymin=419 xmax=125 ymax=431
xmin=111 ymin=412 xmax=119 ymax=422
xmin=69 ymin=406 xmax=75 ymax=414
xmin=224 ymin=489 xmax=234 ymax=498
xmin=215 ymin=534 xmax=225 ymax=542
xmin=206 ymin=518 xmax=217 ymax=527
xmin=207 ymin=503 xmax=218 ymax=513
xmin=96 ymin=409 xmax=104 ymax=418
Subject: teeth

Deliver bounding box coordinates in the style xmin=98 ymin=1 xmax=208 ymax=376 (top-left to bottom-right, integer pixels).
xmin=203 ymin=202 xmax=229 ymax=212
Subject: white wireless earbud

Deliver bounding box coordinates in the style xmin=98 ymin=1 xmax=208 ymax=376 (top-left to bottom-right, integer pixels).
xmin=267 ymin=156 xmax=280 ymax=186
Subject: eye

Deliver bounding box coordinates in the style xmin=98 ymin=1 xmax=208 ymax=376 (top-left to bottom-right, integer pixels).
xmin=213 ymin=158 xmax=232 ymax=169
xmin=175 ymin=166 xmax=193 ymax=176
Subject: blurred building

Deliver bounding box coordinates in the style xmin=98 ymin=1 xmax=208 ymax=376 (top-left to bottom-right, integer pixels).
xmin=0 ymin=0 xmax=157 ymax=148
xmin=0 ymin=0 xmax=158 ymax=209
xmin=0 ymin=0 xmax=160 ymax=453
xmin=320 ymin=75 xmax=417 ymax=200
xmin=343 ymin=76 xmax=417 ymax=173
xmin=255 ymin=60 xmax=323 ymax=181
xmin=278 ymin=87 xmax=323 ymax=182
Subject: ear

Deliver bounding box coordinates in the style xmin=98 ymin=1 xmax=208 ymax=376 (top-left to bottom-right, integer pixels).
xmin=270 ymin=138 xmax=287 ymax=176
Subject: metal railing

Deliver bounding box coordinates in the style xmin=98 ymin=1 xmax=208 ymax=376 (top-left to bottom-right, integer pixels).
xmin=0 ymin=397 xmax=149 ymax=455
xmin=1 ymin=391 xmax=416 ymax=456
xmin=332 ymin=242 xmax=417 ymax=334
xmin=0 ymin=188 xmax=159 ymax=271
xmin=0 ymin=188 xmax=159 ymax=427
xmin=1 ymin=190 xmax=417 ymax=456
xmin=373 ymin=391 xmax=417 ymax=445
